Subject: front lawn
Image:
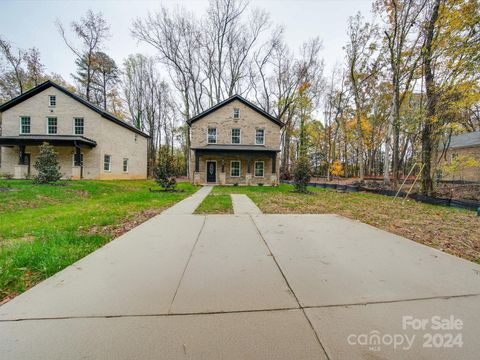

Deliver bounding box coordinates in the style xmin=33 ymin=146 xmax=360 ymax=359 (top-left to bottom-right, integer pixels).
xmin=0 ymin=180 xmax=197 ymax=303
xmin=208 ymin=185 xmax=480 ymax=264
xmin=195 ymin=194 xmax=233 ymax=214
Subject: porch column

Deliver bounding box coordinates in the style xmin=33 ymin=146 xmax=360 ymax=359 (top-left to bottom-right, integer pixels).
xmin=245 ymin=157 xmax=252 ymax=185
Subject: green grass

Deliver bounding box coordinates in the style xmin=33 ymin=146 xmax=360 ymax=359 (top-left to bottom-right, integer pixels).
xmin=209 ymin=184 xmax=480 ymax=263
xmin=0 ymin=180 xmax=197 ymax=301
xmin=195 ymin=194 xmax=233 ymax=214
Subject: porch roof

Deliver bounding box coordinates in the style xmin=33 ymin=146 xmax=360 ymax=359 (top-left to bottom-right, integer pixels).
xmin=0 ymin=135 xmax=97 ymax=148
xmin=191 ymin=145 xmax=280 ymax=153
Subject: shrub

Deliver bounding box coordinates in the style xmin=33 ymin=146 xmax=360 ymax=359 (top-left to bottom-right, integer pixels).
xmin=154 ymin=150 xmax=177 ymax=191
xmin=33 ymin=142 xmax=62 ymax=184
xmin=293 ymin=156 xmax=311 ymax=193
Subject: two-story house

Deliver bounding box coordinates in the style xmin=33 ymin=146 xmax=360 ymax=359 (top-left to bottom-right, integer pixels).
xmin=0 ymin=80 xmax=148 ymax=180
xmin=188 ymin=95 xmax=283 ymax=185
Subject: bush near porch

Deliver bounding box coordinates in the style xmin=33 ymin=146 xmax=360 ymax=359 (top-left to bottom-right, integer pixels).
xmin=199 ymin=185 xmax=480 ymax=264
xmin=0 ymin=180 xmax=197 ymax=303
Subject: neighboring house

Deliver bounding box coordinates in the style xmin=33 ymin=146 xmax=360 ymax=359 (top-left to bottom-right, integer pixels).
xmin=438 ymin=131 xmax=480 ymax=181
xmin=0 ymin=81 xmax=148 ymax=180
xmin=188 ymin=95 xmax=283 ymax=185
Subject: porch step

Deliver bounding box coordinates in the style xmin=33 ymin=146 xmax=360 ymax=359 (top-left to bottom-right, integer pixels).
xmin=231 ymin=194 xmax=262 ymax=215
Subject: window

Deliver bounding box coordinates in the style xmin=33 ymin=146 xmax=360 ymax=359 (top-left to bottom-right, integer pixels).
xmin=74 ymin=118 xmax=84 ymax=135
xmin=208 ymin=128 xmax=217 ymax=144
xmin=123 ymin=158 xmax=129 ymax=173
xmin=73 ymin=153 xmax=83 ymax=167
xmin=233 ymin=108 xmax=240 ymax=119
xmin=255 ymin=129 xmax=265 ymax=145
xmin=104 ymin=155 xmax=111 ymax=171
xmin=20 ymin=116 xmax=31 ymax=134
xmin=254 ymin=161 xmax=264 ymax=177
xmin=47 ymin=117 xmax=57 ymax=134
xmin=231 ymin=128 xmax=241 ymax=144
xmin=49 ymin=95 xmax=56 ymax=107
xmin=230 ymin=160 xmax=240 ymax=177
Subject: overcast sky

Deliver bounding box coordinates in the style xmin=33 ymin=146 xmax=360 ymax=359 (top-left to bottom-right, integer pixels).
xmin=0 ymin=0 xmax=374 ymax=83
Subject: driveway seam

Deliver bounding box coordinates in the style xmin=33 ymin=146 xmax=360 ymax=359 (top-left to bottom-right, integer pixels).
xmin=0 ymin=307 xmax=302 ymax=323
xmin=248 ymin=215 xmax=331 ymax=360
xmin=167 ymin=215 xmax=207 ymax=314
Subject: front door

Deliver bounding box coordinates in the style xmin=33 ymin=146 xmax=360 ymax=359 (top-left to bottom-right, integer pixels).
xmin=206 ymin=161 xmax=216 ymax=183
xmin=25 ymin=154 xmax=31 ymax=176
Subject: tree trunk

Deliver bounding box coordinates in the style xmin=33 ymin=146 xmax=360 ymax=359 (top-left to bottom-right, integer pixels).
xmin=421 ymin=0 xmax=441 ymax=195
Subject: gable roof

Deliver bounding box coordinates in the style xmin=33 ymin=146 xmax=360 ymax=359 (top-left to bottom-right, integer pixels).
xmin=448 ymin=131 xmax=480 ymax=149
xmin=0 ymin=80 xmax=149 ymax=138
xmin=186 ymin=94 xmax=284 ymax=127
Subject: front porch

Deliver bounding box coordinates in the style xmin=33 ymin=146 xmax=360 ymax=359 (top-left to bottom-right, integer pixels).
xmin=190 ymin=146 xmax=280 ymax=186
xmin=0 ymin=135 xmax=97 ymax=179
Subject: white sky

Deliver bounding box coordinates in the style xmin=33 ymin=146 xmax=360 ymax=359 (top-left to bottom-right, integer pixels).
xmin=0 ymin=0 xmax=374 ymax=83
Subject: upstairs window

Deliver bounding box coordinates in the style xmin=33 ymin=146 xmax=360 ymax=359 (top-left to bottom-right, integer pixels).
xmin=104 ymin=155 xmax=111 ymax=172
xmin=123 ymin=158 xmax=129 ymax=173
xmin=255 ymin=128 xmax=265 ymax=145
xmin=20 ymin=116 xmax=31 ymax=134
xmin=208 ymin=128 xmax=217 ymax=144
xmin=49 ymin=95 xmax=56 ymax=107
xmin=47 ymin=117 xmax=57 ymax=134
xmin=231 ymin=128 xmax=241 ymax=144
xmin=233 ymin=108 xmax=240 ymax=119
xmin=74 ymin=118 xmax=84 ymax=135
xmin=230 ymin=160 xmax=240 ymax=177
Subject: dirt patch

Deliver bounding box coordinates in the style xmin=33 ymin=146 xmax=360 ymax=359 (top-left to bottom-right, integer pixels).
xmin=65 ymin=189 xmax=89 ymax=197
xmin=86 ymin=208 xmax=165 ymax=239
xmin=0 ymin=187 xmax=15 ymax=192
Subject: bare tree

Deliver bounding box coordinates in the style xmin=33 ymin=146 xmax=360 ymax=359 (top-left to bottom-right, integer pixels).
xmin=56 ymin=10 xmax=110 ymax=101
xmin=0 ymin=36 xmax=25 ymax=95
xmin=345 ymin=12 xmax=380 ymax=181
xmin=376 ymin=0 xmax=427 ymax=185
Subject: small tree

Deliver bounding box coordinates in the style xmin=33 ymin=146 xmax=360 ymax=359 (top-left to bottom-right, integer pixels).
xmin=293 ymin=156 xmax=311 ymax=193
xmin=330 ymin=160 xmax=344 ymax=183
xmin=33 ymin=142 xmax=62 ymax=184
xmin=154 ymin=147 xmax=177 ymax=190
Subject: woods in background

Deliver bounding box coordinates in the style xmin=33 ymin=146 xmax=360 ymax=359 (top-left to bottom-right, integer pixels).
xmin=1 ymin=0 xmax=479 ymax=194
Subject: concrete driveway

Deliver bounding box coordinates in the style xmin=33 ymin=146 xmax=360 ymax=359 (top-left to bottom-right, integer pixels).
xmin=1 ymin=188 xmax=480 ymax=359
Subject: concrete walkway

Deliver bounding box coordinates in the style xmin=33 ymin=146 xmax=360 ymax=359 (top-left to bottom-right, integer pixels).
xmin=161 ymin=185 xmax=212 ymax=214
xmin=1 ymin=190 xmax=480 ymax=359
xmin=231 ymin=194 xmax=262 ymax=214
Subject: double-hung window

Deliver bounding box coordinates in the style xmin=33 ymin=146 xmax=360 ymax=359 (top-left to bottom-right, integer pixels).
xmin=20 ymin=116 xmax=31 ymax=134
xmin=233 ymin=108 xmax=240 ymax=119
xmin=254 ymin=161 xmax=264 ymax=177
xmin=104 ymin=155 xmax=111 ymax=172
xmin=231 ymin=128 xmax=241 ymax=144
xmin=255 ymin=128 xmax=265 ymax=145
xmin=230 ymin=160 xmax=240 ymax=177
xmin=74 ymin=118 xmax=84 ymax=135
xmin=123 ymin=158 xmax=129 ymax=173
xmin=49 ymin=95 xmax=56 ymax=107
xmin=208 ymin=128 xmax=217 ymax=144
xmin=47 ymin=117 xmax=57 ymax=134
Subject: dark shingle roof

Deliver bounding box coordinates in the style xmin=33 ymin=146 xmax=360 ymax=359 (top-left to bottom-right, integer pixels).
xmin=186 ymin=95 xmax=284 ymax=128
xmin=448 ymin=131 xmax=480 ymax=149
xmin=0 ymin=81 xmax=149 ymax=138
